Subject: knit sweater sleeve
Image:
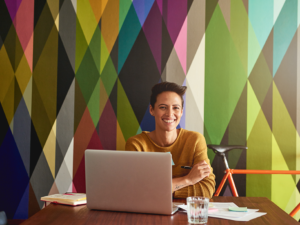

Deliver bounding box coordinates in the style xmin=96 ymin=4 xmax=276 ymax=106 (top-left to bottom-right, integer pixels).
xmin=174 ymin=133 xmax=216 ymax=198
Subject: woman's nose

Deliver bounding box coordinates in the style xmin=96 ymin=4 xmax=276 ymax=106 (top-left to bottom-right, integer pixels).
xmin=166 ymin=108 xmax=173 ymax=116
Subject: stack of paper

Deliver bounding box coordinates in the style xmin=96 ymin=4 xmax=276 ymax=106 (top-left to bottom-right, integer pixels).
xmin=177 ymin=202 xmax=266 ymax=222
xmin=208 ymin=202 xmax=266 ymax=221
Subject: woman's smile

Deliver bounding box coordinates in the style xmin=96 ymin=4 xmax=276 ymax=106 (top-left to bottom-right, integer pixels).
xmin=162 ymin=118 xmax=176 ymax=123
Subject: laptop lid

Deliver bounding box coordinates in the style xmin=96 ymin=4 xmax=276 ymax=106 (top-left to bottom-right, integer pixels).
xmin=85 ymin=150 xmax=175 ymax=215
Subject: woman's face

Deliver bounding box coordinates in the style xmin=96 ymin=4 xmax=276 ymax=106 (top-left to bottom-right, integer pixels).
xmin=150 ymin=91 xmax=183 ymax=132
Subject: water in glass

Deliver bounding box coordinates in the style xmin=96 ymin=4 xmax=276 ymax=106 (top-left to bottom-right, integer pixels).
xmin=187 ymin=197 xmax=209 ymax=224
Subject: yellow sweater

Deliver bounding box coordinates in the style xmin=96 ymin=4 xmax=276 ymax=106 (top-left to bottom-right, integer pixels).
xmin=125 ymin=128 xmax=216 ymax=198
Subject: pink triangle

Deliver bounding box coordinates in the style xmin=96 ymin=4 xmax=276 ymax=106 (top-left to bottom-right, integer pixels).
xmin=13 ymin=0 xmax=34 ymax=54
xmin=87 ymin=129 xmax=103 ymax=149
xmin=174 ymin=17 xmax=187 ymax=74
xmin=24 ymin=33 xmax=33 ymax=72
xmin=72 ymin=182 xmax=77 ymax=193
xmin=156 ymin=0 xmax=163 ymax=15
xmin=164 ymin=0 xmax=187 ymax=45
xmin=73 ymin=157 xmax=86 ymax=193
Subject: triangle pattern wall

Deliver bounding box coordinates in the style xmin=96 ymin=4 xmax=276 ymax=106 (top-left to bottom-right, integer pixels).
xmin=0 ymin=0 xmax=299 ymax=220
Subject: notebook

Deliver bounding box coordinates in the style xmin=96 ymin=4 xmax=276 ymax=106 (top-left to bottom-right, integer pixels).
xmin=85 ymin=150 xmax=178 ymax=215
xmin=41 ymin=193 xmax=86 ymax=206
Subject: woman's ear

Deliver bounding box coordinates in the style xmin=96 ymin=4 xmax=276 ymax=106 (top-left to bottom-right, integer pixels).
xmin=149 ymin=105 xmax=154 ymax=116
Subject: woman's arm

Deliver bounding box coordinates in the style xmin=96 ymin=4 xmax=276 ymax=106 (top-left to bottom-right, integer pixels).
xmin=173 ymin=133 xmax=216 ymax=198
xmin=173 ymin=166 xmax=215 ymax=198
xmin=172 ymin=160 xmax=211 ymax=192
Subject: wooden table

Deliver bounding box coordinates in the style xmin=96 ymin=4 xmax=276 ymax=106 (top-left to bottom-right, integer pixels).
xmin=20 ymin=197 xmax=298 ymax=225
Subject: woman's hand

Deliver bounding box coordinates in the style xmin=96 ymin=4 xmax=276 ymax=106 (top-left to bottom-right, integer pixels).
xmin=186 ymin=160 xmax=211 ymax=185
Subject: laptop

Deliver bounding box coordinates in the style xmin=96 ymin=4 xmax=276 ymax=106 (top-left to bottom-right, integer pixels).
xmin=85 ymin=150 xmax=179 ymax=215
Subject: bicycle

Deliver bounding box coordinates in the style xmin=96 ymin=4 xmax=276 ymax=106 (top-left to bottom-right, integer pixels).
xmin=208 ymin=145 xmax=300 ymax=218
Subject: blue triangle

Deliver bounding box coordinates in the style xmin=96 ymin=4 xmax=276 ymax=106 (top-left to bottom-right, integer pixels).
xmin=133 ymin=0 xmax=155 ymax=26
xmin=140 ymin=104 xmax=155 ymax=131
xmin=0 ymin=129 xmax=29 ymax=219
xmin=13 ymin=183 xmax=29 ymax=219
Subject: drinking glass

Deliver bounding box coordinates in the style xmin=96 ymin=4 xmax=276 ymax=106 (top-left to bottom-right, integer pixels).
xmin=186 ymin=197 xmax=209 ymax=224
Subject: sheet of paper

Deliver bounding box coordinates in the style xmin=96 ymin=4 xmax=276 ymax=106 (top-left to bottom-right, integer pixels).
xmin=209 ymin=212 xmax=267 ymax=221
xmin=209 ymin=209 xmax=258 ymax=218
xmin=210 ymin=202 xmax=238 ymax=208
xmin=177 ymin=204 xmax=187 ymax=211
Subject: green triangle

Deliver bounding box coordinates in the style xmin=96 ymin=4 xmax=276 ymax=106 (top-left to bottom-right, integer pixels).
xmin=247 ymin=81 xmax=261 ymax=139
xmin=205 ymin=4 xmax=231 ymax=145
xmin=117 ymin=79 xmax=139 ymax=141
xmin=271 ymin=134 xmax=295 ymax=211
xmin=99 ymin=78 xmax=108 ymax=117
xmin=248 ymin=46 xmax=273 ymax=107
xmin=285 ymin=187 xmax=300 ymax=221
xmin=76 ymin=0 xmax=98 ymax=44
xmin=230 ymin=0 xmax=248 ymax=72
xmin=246 ymin=109 xmax=272 ymax=199
xmin=273 ymin=82 xmax=296 ymax=172
xmin=247 ymin=20 xmax=262 ymax=76
xmin=74 ymin=79 xmax=87 ymax=132
xmin=205 ymin=4 xmax=247 ymax=145
xmin=228 ymin=29 xmax=248 ymax=110
xmin=119 ymin=0 xmax=132 ymax=31
xmin=75 ymin=47 xmax=100 ymax=104
xmin=227 ymin=84 xmax=247 ymax=169
xmin=101 ymin=55 xmax=118 ymax=96
xmin=87 ymin=78 xmax=100 ymax=127
xmin=272 ymin=134 xmax=290 ymax=170
xmin=89 ymin=27 xmax=101 ymax=73
xmin=75 ymin=17 xmax=89 ymax=73
xmin=136 ymin=126 xmax=142 ymax=135
xmin=204 ymin=126 xmax=215 ymax=163
xmin=100 ymin=34 xmax=110 ymax=74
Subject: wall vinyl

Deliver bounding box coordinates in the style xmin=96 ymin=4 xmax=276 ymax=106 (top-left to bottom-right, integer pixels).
xmin=0 ymin=0 xmax=299 ymax=220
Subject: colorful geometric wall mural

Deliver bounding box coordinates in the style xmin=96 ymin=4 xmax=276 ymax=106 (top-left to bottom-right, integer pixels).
xmin=0 ymin=0 xmax=299 ymax=221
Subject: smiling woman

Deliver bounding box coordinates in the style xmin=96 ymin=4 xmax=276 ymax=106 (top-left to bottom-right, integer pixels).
xmin=125 ymin=82 xmax=216 ymax=198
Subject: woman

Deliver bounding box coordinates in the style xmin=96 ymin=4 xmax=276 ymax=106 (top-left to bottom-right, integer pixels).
xmin=125 ymin=82 xmax=215 ymax=198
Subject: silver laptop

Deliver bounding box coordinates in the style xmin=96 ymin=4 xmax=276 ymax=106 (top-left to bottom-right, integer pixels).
xmin=85 ymin=150 xmax=179 ymax=215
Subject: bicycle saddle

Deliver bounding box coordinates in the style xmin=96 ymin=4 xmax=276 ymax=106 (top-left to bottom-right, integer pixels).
xmin=207 ymin=145 xmax=247 ymax=154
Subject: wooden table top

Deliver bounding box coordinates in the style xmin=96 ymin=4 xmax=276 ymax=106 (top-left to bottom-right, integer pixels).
xmin=21 ymin=197 xmax=298 ymax=225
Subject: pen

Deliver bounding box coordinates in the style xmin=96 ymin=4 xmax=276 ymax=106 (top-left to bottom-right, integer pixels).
xmin=181 ymin=166 xmax=192 ymax=169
